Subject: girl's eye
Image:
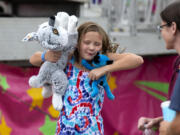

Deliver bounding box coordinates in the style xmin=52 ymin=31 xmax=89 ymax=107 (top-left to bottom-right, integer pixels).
xmin=83 ymin=41 xmax=90 ymax=45
xmin=94 ymin=42 xmax=101 ymax=46
xmin=52 ymin=28 xmax=59 ymax=35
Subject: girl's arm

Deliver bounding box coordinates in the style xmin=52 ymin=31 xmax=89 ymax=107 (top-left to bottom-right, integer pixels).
xmin=88 ymin=53 xmax=143 ymax=80
xmin=29 ymin=50 xmax=62 ymax=67
xmin=106 ymin=52 xmax=144 ymax=71
xmin=29 ymin=51 xmax=43 ymax=67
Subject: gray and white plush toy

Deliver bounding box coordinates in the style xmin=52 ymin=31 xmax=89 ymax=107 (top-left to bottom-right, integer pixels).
xmin=22 ymin=12 xmax=78 ymax=110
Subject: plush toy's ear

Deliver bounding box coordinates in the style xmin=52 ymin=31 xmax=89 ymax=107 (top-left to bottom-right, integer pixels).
xmin=49 ymin=16 xmax=55 ymax=27
xmin=106 ymin=60 xmax=113 ymax=65
xmin=93 ymin=52 xmax=100 ymax=64
xmin=22 ymin=32 xmax=38 ymax=42
xmin=56 ymin=12 xmax=69 ymax=29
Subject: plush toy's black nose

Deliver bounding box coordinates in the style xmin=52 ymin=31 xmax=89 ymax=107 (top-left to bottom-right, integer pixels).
xmin=94 ymin=52 xmax=100 ymax=64
xmin=49 ymin=16 xmax=55 ymax=27
xmin=100 ymin=81 xmax=103 ymax=86
xmin=107 ymin=60 xmax=113 ymax=65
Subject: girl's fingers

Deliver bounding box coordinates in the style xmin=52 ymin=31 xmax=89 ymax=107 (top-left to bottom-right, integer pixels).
xmin=46 ymin=50 xmax=61 ymax=62
xmin=88 ymin=73 xmax=96 ymax=80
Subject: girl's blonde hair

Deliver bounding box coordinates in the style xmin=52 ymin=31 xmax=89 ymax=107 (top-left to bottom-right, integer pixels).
xmin=74 ymin=22 xmax=116 ymax=63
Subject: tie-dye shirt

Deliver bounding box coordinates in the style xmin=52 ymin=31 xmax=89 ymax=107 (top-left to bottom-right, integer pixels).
xmin=56 ymin=59 xmax=105 ymax=135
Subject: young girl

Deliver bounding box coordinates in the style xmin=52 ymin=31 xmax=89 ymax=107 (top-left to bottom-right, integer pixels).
xmin=30 ymin=22 xmax=143 ymax=135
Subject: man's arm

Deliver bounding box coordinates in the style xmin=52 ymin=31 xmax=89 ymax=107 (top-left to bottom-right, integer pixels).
xmin=167 ymin=112 xmax=180 ymax=135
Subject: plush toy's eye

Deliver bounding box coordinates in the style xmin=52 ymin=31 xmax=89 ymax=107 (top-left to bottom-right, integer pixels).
xmin=52 ymin=28 xmax=59 ymax=35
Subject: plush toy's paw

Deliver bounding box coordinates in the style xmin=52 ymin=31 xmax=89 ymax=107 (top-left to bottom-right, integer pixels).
xmin=105 ymin=86 xmax=115 ymax=100
xmin=107 ymin=94 xmax=115 ymax=100
xmin=22 ymin=32 xmax=38 ymax=42
xmin=56 ymin=12 xmax=69 ymax=29
xmin=29 ymin=76 xmax=41 ymax=88
xmin=42 ymin=85 xmax=52 ymax=98
xmin=52 ymin=93 xmax=63 ymax=111
xmin=91 ymin=90 xmax=99 ymax=97
xmin=68 ymin=15 xmax=78 ymax=34
xmin=82 ymin=59 xmax=94 ymax=70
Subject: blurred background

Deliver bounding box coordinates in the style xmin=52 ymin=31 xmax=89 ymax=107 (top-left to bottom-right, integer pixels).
xmin=0 ymin=0 xmax=177 ymax=64
xmin=0 ymin=0 xmax=178 ymax=135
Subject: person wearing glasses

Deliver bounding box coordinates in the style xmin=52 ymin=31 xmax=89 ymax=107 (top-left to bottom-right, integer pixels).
xmin=138 ymin=1 xmax=180 ymax=135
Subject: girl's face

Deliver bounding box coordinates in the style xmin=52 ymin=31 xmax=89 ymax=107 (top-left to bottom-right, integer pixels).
xmin=79 ymin=31 xmax=103 ymax=61
xmin=160 ymin=21 xmax=175 ymax=49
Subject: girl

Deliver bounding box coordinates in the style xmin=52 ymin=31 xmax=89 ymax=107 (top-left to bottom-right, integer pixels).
xmin=30 ymin=22 xmax=143 ymax=135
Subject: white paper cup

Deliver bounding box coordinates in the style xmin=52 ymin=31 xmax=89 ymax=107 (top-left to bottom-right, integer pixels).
xmin=161 ymin=100 xmax=176 ymax=122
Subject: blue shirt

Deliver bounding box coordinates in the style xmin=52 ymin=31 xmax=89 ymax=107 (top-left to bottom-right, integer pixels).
xmin=170 ymin=71 xmax=180 ymax=112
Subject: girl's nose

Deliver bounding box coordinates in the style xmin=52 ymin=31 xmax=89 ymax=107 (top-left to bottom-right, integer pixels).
xmin=89 ymin=44 xmax=95 ymax=50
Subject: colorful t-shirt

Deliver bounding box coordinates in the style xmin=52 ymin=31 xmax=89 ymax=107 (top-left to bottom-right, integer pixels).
xmin=55 ymin=59 xmax=105 ymax=135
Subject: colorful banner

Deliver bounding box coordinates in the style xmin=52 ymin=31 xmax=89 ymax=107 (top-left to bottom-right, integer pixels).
xmin=0 ymin=55 xmax=177 ymax=135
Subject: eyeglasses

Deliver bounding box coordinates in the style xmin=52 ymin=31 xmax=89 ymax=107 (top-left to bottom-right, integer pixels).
xmin=157 ymin=22 xmax=171 ymax=31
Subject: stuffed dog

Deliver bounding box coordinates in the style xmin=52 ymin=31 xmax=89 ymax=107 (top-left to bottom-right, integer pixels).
xmin=22 ymin=12 xmax=78 ymax=110
xmin=82 ymin=53 xmax=115 ymax=100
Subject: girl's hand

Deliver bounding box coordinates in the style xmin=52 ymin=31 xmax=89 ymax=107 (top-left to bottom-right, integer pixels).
xmin=88 ymin=66 xmax=108 ymax=80
xmin=45 ymin=50 xmax=61 ymax=63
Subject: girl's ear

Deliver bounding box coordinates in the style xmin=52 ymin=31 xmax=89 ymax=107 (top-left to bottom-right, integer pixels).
xmin=49 ymin=16 xmax=55 ymax=27
xmin=171 ymin=22 xmax=177 ymax=35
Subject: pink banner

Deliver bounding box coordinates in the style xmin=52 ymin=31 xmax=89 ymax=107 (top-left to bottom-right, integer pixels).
xmin=0 ymin=55 xmax=177 ymax=135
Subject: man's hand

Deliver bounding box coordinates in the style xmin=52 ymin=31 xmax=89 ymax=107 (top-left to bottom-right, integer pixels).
xmin=159 ymin=121 xmax=171 ymax=135
xmin=138 ymin=117 xmax=163 ymax=130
